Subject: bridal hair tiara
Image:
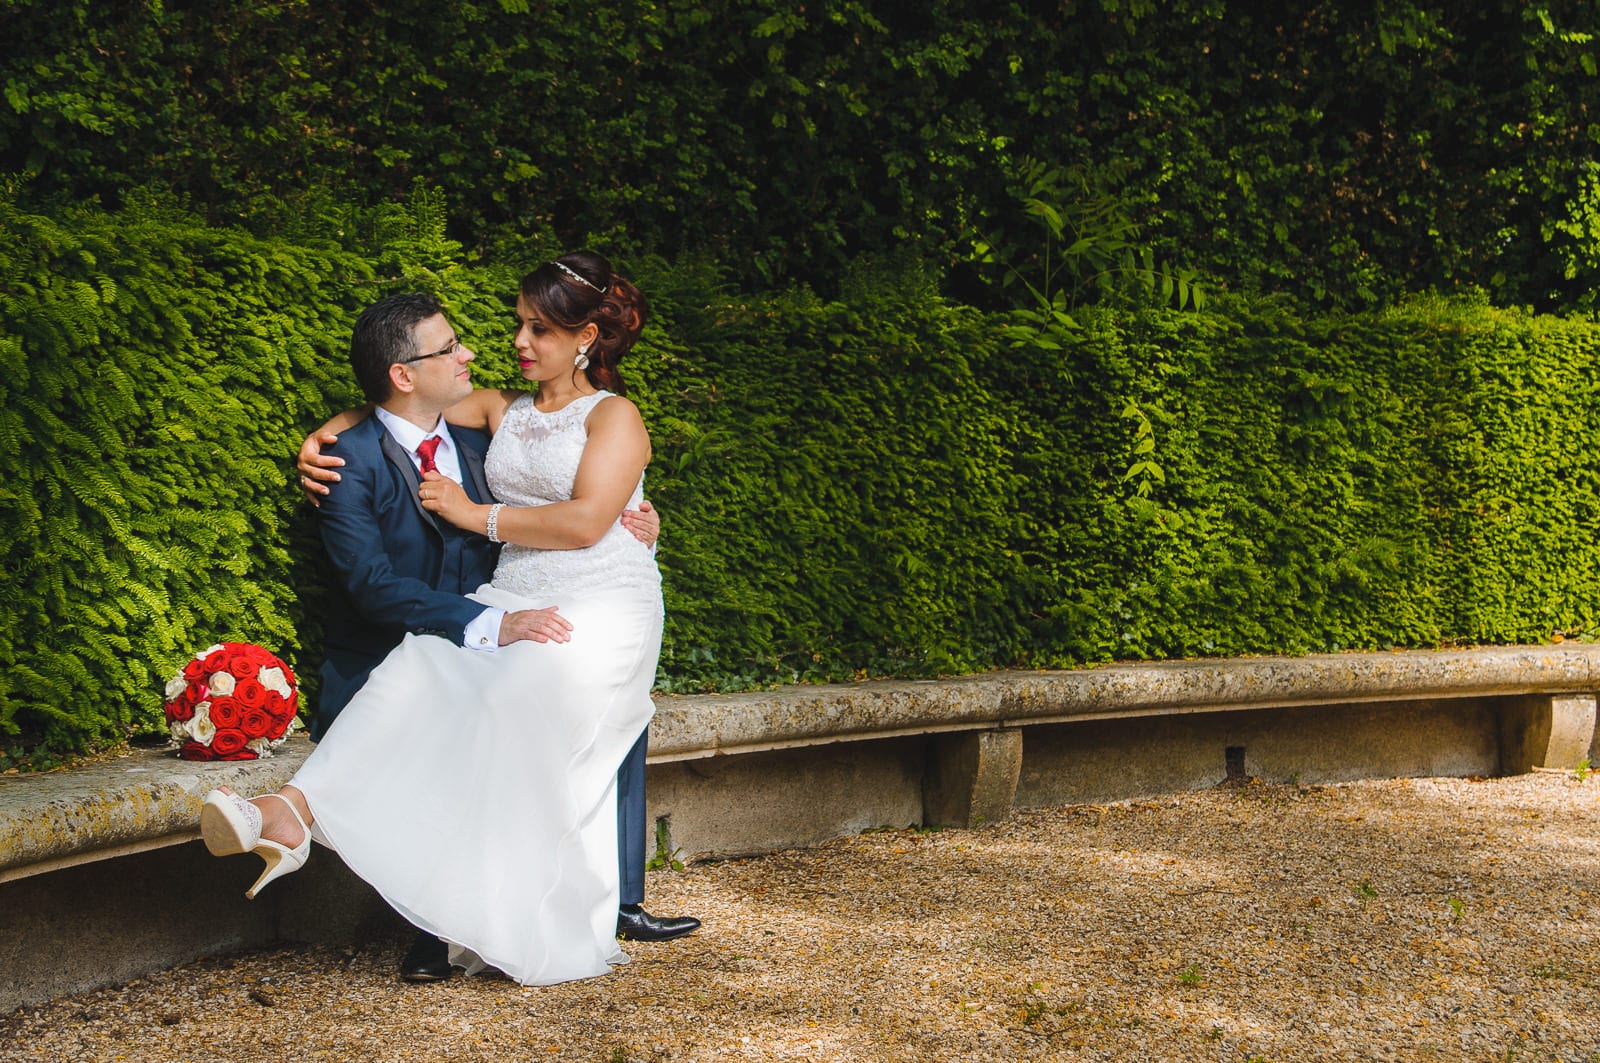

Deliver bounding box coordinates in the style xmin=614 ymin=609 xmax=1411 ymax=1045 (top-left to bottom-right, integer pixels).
xmin=553 ymin=260 xmax=608 ymax=294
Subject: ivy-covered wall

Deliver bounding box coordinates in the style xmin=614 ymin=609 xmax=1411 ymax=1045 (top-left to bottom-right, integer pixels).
xmin=5 ymin=202 xmax=1600 ymax=764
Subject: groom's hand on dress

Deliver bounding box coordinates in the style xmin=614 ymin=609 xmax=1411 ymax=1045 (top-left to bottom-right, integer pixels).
xmin=499 ymin=607 xmax=573 ymax=645
xmin=297 ymin=430 xmax=344 ymax=507
xmin=620 ymin=499 xmax=660 ymax=547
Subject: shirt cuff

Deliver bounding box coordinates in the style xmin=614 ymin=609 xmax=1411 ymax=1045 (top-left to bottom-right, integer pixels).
xmin=463 ymin=607 xmax=504 ymax=653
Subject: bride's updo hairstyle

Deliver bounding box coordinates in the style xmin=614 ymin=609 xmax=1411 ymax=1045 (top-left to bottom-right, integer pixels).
xmin=520 ymin=250 xmax=647 ymax=396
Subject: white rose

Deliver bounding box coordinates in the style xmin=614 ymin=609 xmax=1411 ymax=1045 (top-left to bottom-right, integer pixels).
xmin=208 ymin=671 xmax=237 ymax=696
xmin=169 ymin=721 xmax=189 ymax=743
xmin=165 ymin=675 xmax=189 ymax=701
xmin=256 ymin=666 xmax=292 ymax=699
xmin=191 ymin=703 xmax=216 ymax=744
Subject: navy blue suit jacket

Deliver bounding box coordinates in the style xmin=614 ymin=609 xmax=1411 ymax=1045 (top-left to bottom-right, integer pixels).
xmin=313 ymin=416 xmax=500 ymax=738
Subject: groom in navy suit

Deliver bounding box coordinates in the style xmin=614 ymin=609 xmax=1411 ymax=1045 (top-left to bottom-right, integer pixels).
xmin=307 ymin=292 xmax=698 ymax=982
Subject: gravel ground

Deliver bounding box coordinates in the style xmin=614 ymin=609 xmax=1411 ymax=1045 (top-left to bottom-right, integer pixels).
xmin=6 ymin=772 xmax=1600 ymax=1062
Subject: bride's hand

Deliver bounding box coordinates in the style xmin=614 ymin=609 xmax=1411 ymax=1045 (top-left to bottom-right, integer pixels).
xmin=418 ymin=471 xmax=485 ymax=531
xmin=620 ymin=499 xmax=660 ymax=547
xmin=297 ymin=430 xmax=344 ymax=507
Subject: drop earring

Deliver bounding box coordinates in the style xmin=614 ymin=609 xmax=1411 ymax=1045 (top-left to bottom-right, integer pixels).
xmin=574 ymin=344 xmax=590 ymax=370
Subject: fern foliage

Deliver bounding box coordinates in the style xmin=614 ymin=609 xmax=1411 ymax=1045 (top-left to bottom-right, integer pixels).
xmin=0 ymin=194 xmax=365 ymax=756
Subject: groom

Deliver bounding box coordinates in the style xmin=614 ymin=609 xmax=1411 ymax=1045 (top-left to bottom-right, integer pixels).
xmin=307 ymin=291 xmax=699 ymax=982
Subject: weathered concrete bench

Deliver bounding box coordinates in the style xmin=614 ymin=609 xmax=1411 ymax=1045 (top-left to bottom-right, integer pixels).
xmin=4 ymin=644 xmax=1599 ymax=1011
xmin=645 ymin=643 xmax=1600 ymax=858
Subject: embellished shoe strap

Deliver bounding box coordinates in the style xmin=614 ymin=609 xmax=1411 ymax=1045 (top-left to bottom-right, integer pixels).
xmin=257 ymin=792 xmax=310 ymax=845
xmin=225 ymin=790 xmax=263 ymax=835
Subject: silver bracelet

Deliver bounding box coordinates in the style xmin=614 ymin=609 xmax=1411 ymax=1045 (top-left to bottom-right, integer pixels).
xmin=485 ymin=503 xmax=505 ymax=544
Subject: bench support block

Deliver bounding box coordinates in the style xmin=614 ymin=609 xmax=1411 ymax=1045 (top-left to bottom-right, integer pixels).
xmin=1500 ymin=694 xmax=1598 ymax=773
xmin=924 ymin=728 xmax=1022 ymax=828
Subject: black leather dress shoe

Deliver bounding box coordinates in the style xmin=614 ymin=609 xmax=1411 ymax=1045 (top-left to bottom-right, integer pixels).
xmin=399 ymin=930 xmax=453 ymax=982
xmin=616 ymin=905 xmax=702 ymax=942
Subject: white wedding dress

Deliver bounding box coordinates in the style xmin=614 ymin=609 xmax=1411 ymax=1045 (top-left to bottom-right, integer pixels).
xmin=290 ymin=391 xmax=663 ymax=985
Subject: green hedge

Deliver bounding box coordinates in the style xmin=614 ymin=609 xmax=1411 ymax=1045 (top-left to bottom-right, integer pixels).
xmin=0 ymin=196 xmax=352 ymax=763
xmin=635 ymin=259 xmax=1032 ymax=689
xmin=3 ymin=1 xmax=1597 ymax=309
xmin=5 ymin=201 xmax=1600 ymax=764
xmin=0 ymin=193 xmax=523 ymax=764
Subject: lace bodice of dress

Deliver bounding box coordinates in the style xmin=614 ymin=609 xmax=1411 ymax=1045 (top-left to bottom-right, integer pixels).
xmin=484 ymin=390 xmax=660 ymax=600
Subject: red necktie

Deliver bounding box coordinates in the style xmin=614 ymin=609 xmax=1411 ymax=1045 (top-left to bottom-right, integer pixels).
xmin=416 ymin=436 xmax=442 ymax=475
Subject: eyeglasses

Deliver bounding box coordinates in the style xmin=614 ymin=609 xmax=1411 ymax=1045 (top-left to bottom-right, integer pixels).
xmin=400 ymin=337 xmax=462 ymax=364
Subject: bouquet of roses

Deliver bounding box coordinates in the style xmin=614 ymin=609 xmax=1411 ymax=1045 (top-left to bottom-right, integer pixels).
xmin=164 ymin=642 xmax=300 ymax=760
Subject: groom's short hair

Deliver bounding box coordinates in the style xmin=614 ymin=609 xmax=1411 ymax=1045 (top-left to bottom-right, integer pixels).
xmin=350 ymin=292 xmax=445 ymax=403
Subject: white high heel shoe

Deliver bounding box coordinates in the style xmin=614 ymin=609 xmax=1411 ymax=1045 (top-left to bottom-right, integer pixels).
xmin=200 ymin=790 xmax=312 ymax=899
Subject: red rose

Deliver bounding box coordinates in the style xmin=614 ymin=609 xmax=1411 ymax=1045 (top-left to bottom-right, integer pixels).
xmin=208 ymin=696 xmax=243 ymax=729
xmin=234 ymin=678 xmax=268 ymax=710
xmin=182 ymin=657 xmax=208 ymax=682
xmin=226 ymin=650 xmax=257 ymax=679
xmin=209 ymin=728 xmax=250 ymax=757
xmin=178 ymin=741 xmax=215 ymax=761
xmin=240 ymin=707 xmax=276 ymax=740
xmin=165 ymin=695 xmax=196 ymax=722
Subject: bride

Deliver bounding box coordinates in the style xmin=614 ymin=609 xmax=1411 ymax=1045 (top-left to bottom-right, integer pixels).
xmin=200 ymin=252 xmax=674 ymax=985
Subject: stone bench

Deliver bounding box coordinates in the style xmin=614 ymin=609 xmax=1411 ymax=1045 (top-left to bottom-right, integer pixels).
xmin=4 ymin=643 xmax=1599 ymax=1011
xmin=643 ymin=643 xmax=1600 ymax=858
